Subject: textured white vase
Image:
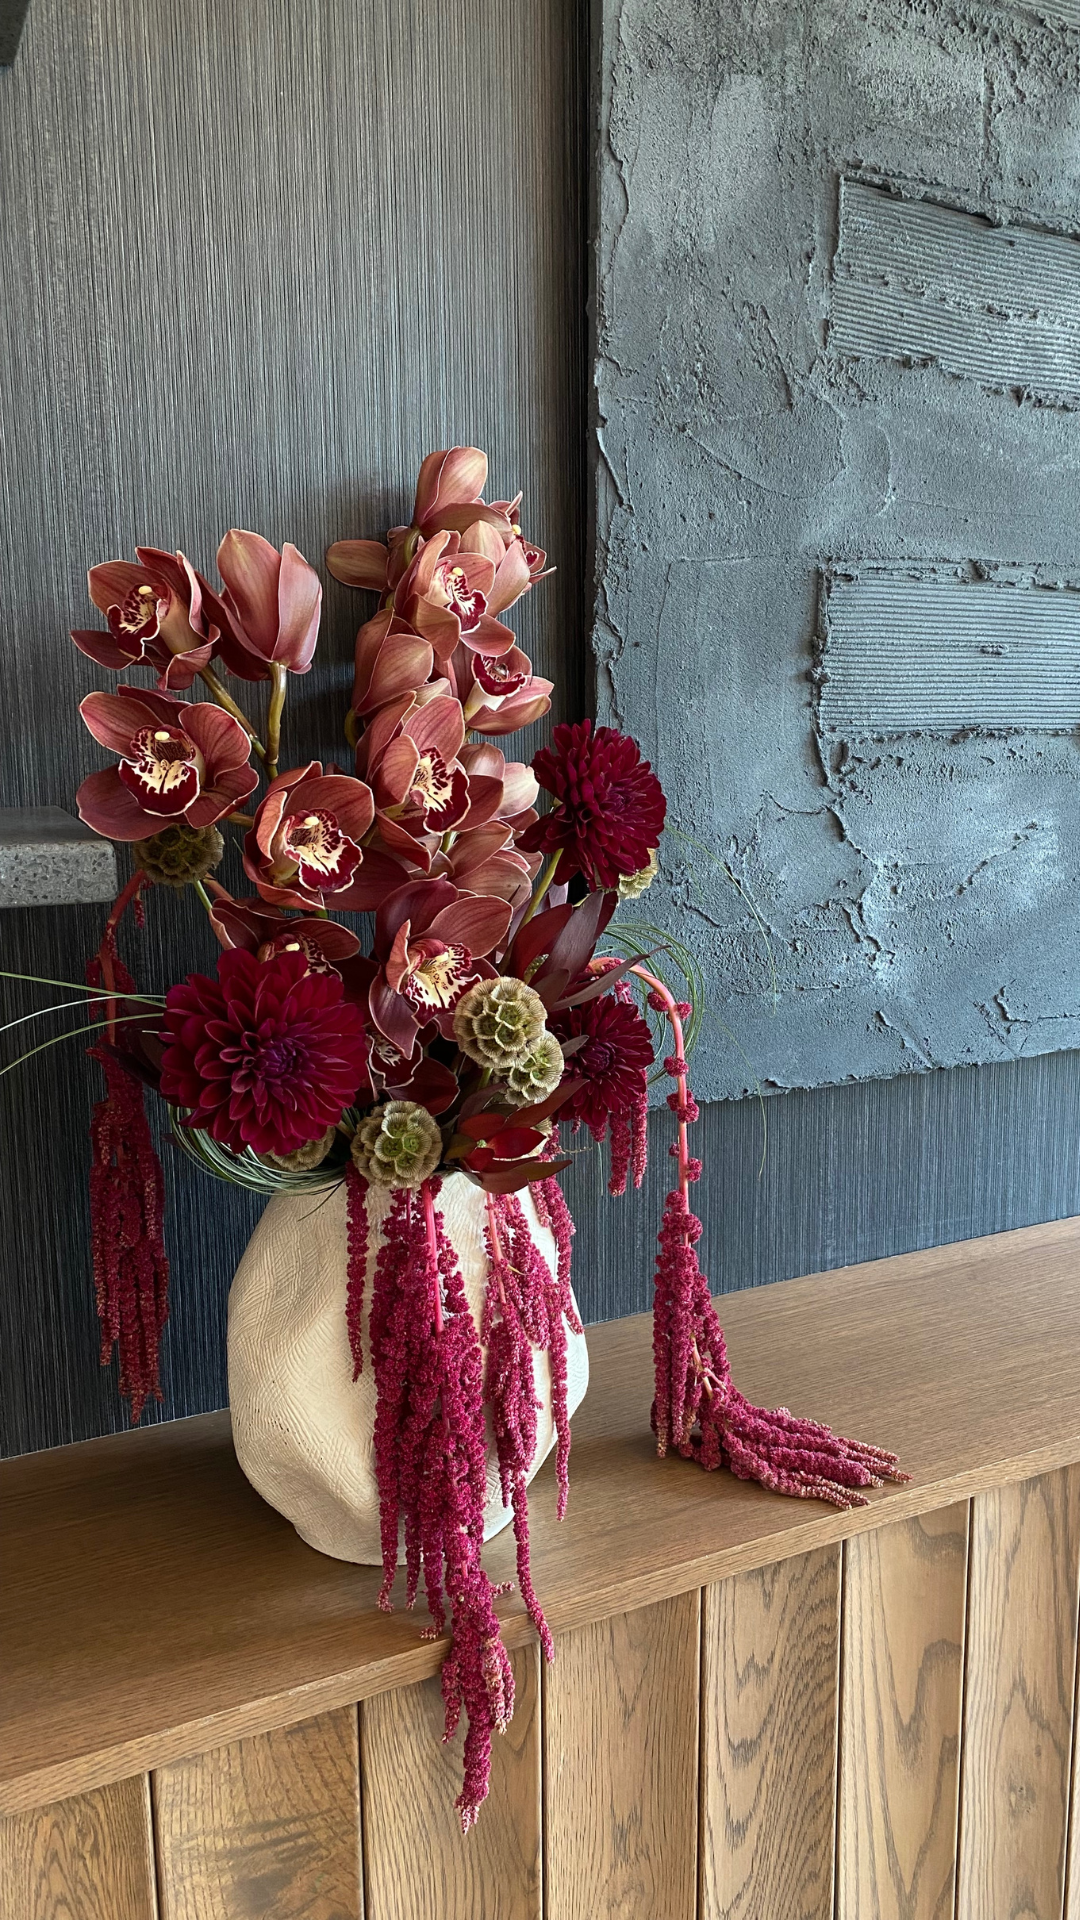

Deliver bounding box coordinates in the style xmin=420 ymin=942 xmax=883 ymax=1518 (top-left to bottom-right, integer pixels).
xmin=228 ymin=1172 xmax=589 ymax=1564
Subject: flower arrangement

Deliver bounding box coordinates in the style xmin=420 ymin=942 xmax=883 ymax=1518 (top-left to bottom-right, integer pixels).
xmin=6 ymin=446 xmax=906 ymax=1829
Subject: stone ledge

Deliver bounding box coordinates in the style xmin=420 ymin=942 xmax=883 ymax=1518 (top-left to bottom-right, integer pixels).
xmin=0 ymin=808 xmax=117 ymax=908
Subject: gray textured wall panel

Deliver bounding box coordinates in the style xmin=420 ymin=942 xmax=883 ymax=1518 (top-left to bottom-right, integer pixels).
xmin=593 ymin=0 xmax=1080 ymax=1101
xmin=0 ymin=0 xmax=587 ymax=1456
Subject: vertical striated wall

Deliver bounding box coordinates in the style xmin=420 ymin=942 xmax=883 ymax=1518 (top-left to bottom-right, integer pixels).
xmin=594 ymin=0 xmax=1080 ymax=1096
xmin=0 ymin=0 xmax=587 ymax=1455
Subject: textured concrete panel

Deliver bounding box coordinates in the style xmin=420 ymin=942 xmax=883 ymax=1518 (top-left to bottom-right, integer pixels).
xmin=832 ymin=179 xmax=1080 ymax=404
xmin=819 ymin=569 xmax=1080 ymax=734
xmin=595 ymin=0 xmax=1080 ymax=1099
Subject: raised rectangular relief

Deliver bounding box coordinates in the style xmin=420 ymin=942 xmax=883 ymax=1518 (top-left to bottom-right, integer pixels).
xmin=831 ymin=179 xmax=1080 ymax=405
xmin=819 ymin=567 xmax=1080 ymax=737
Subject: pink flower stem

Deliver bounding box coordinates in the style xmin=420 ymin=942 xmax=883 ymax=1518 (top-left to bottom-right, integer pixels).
xmin=98 ymin=871 xmax=147 ymax=1039
xmin=629 ymin=965 xmax=690 ymax=1198
xmin=423 ymin=1178 xmax=443 ymax=1334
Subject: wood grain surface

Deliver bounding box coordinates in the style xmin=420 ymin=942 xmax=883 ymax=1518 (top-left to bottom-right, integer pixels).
xmin=543 ymin=1591 xmax=700 ymax=1920
xmin=700 ymin=1546 xmax=841 ymax=1920
xmin=360 ymin=1643 xmax=540 ymax=1920
xmin=0 ymin=1774 xmax=157 ymax=1920
xmin=152 ymin=1707 xmax=361 ymax=1920
xmin=837 ymin=1506 xmax=969 ymax=1920
xmin=9 ymin=1217 xmax=1080 ymax=1811
xmin=958 ymin=1468 xmax=1080 ymax=1920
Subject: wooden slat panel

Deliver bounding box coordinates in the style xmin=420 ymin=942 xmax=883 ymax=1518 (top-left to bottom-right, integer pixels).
xmin=958 ymin=1467 xmax=1080 ymax=1919
xmin=152 ymin=1707 xmax=361 ymax=1920
xmin=543 ymin=1591 xmax=699 ymax=1920
xmin=837 ymin=1505 xmax=968 ymax=1920
xmin=360 ymin=1642 xmax=540 ymax=1920
xmin=700 ymin=1545 xmax=841 ymax=1920
xmin=16 ymin=1216 xmax=1080 ymax=1814
xmin=0 ymin=1774 xmax=157 ymax=1920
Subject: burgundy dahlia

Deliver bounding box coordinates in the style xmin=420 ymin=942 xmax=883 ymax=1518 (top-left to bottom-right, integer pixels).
xmin=160 ymin=947 xmax=368 ymax=1155
xmin=552 ymin=992 xmax=654 ymax=1140
xmin=521 ymin=720 xmax=665 ymax=889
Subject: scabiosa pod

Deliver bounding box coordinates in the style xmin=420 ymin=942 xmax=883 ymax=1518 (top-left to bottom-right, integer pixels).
xmin=454 ymin=976 xmax=548 ymax=1070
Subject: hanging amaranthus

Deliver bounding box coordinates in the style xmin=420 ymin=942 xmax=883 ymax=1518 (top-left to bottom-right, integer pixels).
xmin=638 ymin=968 xmax=909 ymax=1509
xmin=349 ymin=1171 xmax=517 ymax=1831
xmin=85 ymin=873 xmax=170 ymax=1421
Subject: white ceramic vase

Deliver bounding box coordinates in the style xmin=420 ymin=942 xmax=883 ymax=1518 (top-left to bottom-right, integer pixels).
xmin=227 ymin=1171 xmax=589 ymax=1564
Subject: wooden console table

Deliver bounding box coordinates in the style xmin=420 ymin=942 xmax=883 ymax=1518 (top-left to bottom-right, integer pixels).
xmin=5 ymin=1216 xmax=1080 ymax=1918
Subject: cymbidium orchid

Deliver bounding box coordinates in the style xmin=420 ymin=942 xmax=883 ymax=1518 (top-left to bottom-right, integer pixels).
xmin=392 ymin=531 xmax=520 ymax=664
xmin=368 ymin=878 xmax=511 ymax=1058
xmin=76 ymin=686 xmax=258 ymax=839
xmin=28 ymin=441 xmax=906 ymax=1844
xmin=205 ymin=888 xmax=361 ymax=970
xmin=215 ymin=530 xmax=323 ymax=679
xmin=72 ymin=548 xmax=229 ymax=691
xmin=243 ymin=761 xmax=377 ymax=910
xmin=454 ymin=643 xmax=555 ymax=735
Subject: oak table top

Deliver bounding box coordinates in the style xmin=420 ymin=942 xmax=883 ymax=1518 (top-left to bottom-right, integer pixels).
xmin=4 ymin=1215 xmax=1080 ymax=1814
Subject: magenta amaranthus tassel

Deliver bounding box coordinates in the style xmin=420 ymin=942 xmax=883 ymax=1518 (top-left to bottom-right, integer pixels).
xmin=355 ymin=1171 xmax=518 ymax=1831
xmin=637 ymin=968 xmax=909 ymax=1510
xmin=482 ymin=1187 xmax=582 ymax=1660
xmin=85 ymin=877 xmax=169 ymax=1422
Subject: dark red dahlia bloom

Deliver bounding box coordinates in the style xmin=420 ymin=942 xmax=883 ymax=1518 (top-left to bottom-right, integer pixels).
xmin=520 ymin=720 xmax=666 ymax=889
xmin=552 ymin=992 xmax=654 ymax=1139
xmin=160 ymin=947 xmax=369 ymax=1156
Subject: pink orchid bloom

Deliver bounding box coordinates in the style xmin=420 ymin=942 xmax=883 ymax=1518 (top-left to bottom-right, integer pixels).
xmin=72 ymin=548 xmax=229 ymax=692
xmin=450 ymin=642 xmax=554 ymax=736
xmin=369 ymin=878 xmax=511 ymax=1055
xmin=363 ymin=696 xmax=473 ymax=865
xmin=215 ymin=531 xmax=322 ymax=679
xmin=204 ymin=887 xmax=362 ymax=970
xmin=431 ymin=822 xmax=539 ymax=910
xmin=243 ymin=761 xmax=376 ymax=910
xmin=76 ymin=686 xmax=257 ymax=840
xmin=392 ymin=532 xmax=518 ymax=665
xmin=352 ymin=610 xmax=434 ymax=717
xmin=489 ymin=493 xmax=554 ymax=581
xmin=453 ymin=517 xmax=534 ymax=616
xmin=459 ymin=743 xmax=539 ymax=827
xmin=410 ymin=446 xmax=515 ymax=540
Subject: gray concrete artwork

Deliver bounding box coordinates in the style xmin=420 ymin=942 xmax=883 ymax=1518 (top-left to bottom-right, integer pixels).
xmin=594 ymin=0 xmax=1080 ymax=1098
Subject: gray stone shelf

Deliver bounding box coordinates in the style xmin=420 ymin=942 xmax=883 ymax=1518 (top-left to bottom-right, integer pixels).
xmin=0 ymin=809 xmax=117 ymax=909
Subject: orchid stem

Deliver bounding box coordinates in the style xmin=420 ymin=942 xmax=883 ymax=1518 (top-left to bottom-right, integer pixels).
xmin=265 ymin=662 xmax=287 ymax=781
xmin=197 ymin=665 xmax=268 ymax=764
xmin=192 ymin=879 xmax=215 ymax=917
xmin=227 ymin=812 xmax=255 ymax=828
xmin=519 ymin=849 xmax=562 ymax=929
